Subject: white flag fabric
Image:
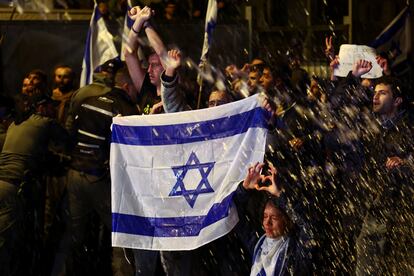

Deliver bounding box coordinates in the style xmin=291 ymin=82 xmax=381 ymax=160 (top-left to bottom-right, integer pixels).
xmin=80 ymin=2 xmax=119 ymax=87
xmin=110 ymin=94 xmax=269 ymax=251
xmin=200 ymin=0 xmax=217 ymax=63
xmin=370 ymin=6 xmax=411 ymax=66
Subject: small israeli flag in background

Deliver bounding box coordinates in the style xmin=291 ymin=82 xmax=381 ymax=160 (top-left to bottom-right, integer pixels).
xmin=110 ymin=94 xmax=269 ymax=250
xmin=80 ymin=2 xmax=119 ymax=87
xmin=200 ymin=0 xmax=217 ymax=63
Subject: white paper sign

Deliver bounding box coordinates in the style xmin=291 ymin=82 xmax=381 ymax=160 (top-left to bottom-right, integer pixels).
xmin=334 ymin=44 xmax=383 ymax=79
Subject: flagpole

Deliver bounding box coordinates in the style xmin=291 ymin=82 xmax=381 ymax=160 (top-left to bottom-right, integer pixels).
xmin=196 ymin=65 xmax=204 ymax=109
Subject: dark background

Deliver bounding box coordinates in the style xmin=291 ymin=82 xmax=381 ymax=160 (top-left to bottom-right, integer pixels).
xmin=1 ymin=0 xmax=413 ymax=97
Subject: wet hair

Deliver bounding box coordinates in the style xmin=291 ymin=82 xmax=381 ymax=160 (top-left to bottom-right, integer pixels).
xmin=250 ymin=62 xmax=266 ymax=73
xmin=26 ymin=69 xmax=49 ymax=99
xmin=268 ymin=60 xmax=293 ymax=88
xmin=114 ymin=66 xmax=134 ymax=87
xmin=262 ymin=197 xmax=294 ymax=236
xmin=141 ymin=46 xmax=158 ymax=61
xmin=27 ymin=69 xmax=48 ymax=87
xmin=374 ymin=76 xmax=404 ymax=99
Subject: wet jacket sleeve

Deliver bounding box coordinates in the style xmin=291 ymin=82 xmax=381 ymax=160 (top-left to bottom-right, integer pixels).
xmin=160 ymin=71 xmax=192 ymax=113
xmin=233 ymin=183 xmax=262 ymax=257
xmin=278 ymin=193 xmax=315 ymax=275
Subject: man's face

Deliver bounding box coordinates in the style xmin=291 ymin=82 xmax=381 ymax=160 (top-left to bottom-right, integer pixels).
xmin=259 ymin=68 xmax=274 ymax=92
xmin=247 ymin=71 xmax=260 ymax=92
xmin=22 ymin=77 xmax=30 ymax=95
xmin=263 ymin=203 xmax=286 ymax=239
xmin=23 ymin=73 xmax=43 ymax=96
xmin=147 ymin=54 xmax=163 ymax=87
xmin=165 ymin=4 xmax=176 ymax=16
xmin=208 ymin=91 xmax=230 ymax=107
xmin=373 ymin=83 xmax=398 ymax=114
xmin=54 ymin=67 xmax=73 ymax=92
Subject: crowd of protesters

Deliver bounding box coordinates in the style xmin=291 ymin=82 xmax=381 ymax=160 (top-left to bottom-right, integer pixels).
xmin=0 ymin=3 xmax=413 ymax=276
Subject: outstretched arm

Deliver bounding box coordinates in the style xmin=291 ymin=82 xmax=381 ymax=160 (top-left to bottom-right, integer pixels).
xmin=129 ymin=6 xmax=167 ymax=69
xmin=325 ymin=36 xmax=335 ymax=61
xmin=125 ymin=6 xmax=153 ymax=92
xmin=145 ymin=26 xmax=167 ymax=69
xmin=161 ymin=49 xmax=191 ymax=113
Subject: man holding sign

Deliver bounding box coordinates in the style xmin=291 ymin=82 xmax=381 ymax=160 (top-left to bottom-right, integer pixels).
xmin=333 ymin=44 xmax=383 ymax=79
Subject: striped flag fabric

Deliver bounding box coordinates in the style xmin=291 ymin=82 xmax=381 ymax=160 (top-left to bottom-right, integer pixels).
xmin=370 ymin=6 xmax=411 ymax=66
xmin=200 ymin=0 xmax=217 ymax=63
xmin=110 ymin=94 xmax=269 ymax=250
xmin=80 ymin=2 xmax=119 ymax=87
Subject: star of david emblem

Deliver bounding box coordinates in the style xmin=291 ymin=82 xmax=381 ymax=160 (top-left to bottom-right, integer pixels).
xmin=169 ymin=152 xmax=215 ymax=208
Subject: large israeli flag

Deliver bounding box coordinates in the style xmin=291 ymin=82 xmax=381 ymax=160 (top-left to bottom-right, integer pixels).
xmin=80 ymin=2 xmax=118 ymax=87
xmin=111 ymin=94 xmax=268 ymax=250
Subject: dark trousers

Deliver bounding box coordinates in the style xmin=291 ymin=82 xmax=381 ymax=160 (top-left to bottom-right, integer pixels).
xmin=132 ymin=249 xmax=159 ymax=275
xmin=0 ymin=180 xmax=24 ymax=276
xmin=52 ymin=169 xmax=132 ymax=275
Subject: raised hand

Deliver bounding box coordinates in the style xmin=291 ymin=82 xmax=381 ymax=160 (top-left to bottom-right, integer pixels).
xmin=325 ymin=36 xmax=335 ymax=61
xmin=241 ymin=63 xmax=250 ymax=73
xmin=165 ymin=49 xmax=182 ymax=77
xmin=149 ymin=101 xmax=164 ymax=114
xmin=242 ymin=162 xmax=265 ymax=190
xmin=329 ymin=55 xmax=340 ymax=70
xmin=129 ymin=6 xmax=153 ymax=23
xmin=376 ymin=56 xmax=391 ymax=76
xmin=386 ymin=156 xmax=405 ymax=169
xmin=225 ymin=64 xmax=239 ymax=79
xmin=352 ymin=59 xmax=373 ymax=78
xmin=256 ymin=163 xmax=282 ymax=197
xmin=329 ymin=55 xmax=340 ymax=81
xmin=262 ymin=97 xmax=276 ymax=118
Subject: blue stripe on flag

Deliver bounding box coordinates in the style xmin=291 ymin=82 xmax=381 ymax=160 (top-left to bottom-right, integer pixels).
xmin=83 ymin=4 xmax=103 ymax=85
xmin=206 ymin=20 xmax=216 ymax=46
xmin=200 ymin=0 xmax=217 ymax=62
xmin=112 ymin=192 xmax=234 ymax=237
xmin=94 ymin=5 xmax=102 ymax=22
xmin=111 ymin=107 xmax=269 ymax=146
xmin=126 ymin=6 xmax=133 ymax=28
xmin=370 ymin=8 xmax=409 ymax=48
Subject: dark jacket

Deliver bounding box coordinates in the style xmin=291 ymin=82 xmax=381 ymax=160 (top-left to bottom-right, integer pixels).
xmin=233 ymin=184 xmax=315 ymax=275
xmin=364 ymin=109 xmax=414 ymax=218
xmin=65 ymin=73 xmax=113 ymax=133
xmin=69 ymin=87 xmax=139 ymax=174
xmin=0 ymin=113 xmax=69 ymax=183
